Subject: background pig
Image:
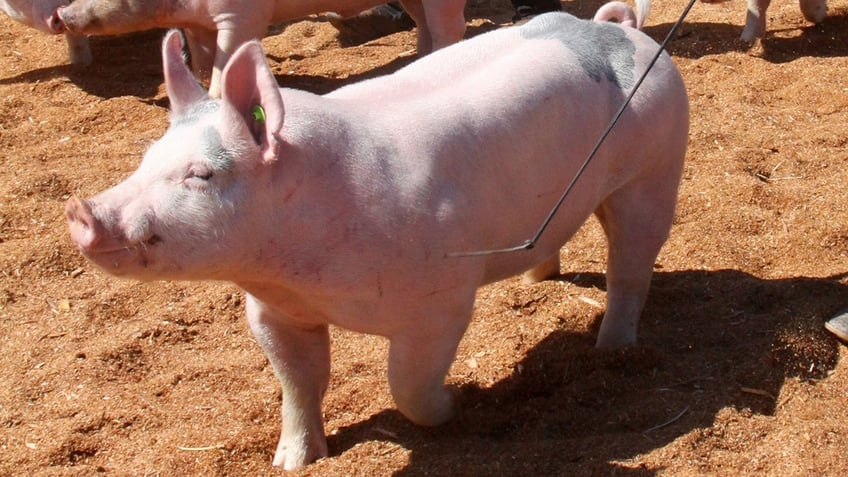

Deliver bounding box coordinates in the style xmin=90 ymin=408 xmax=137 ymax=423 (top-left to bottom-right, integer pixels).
xmin=1 ymin=0 xmax=91 ymax=64
xmin=739 ymin=0 xmax=827 ymax=41
xmin=650 ymin=0 xmax=826 ymax=42
xmin=53 ymin=0 xmax=467 ymax=96
xmin=66 ymin=6 xmax=688 ymax=470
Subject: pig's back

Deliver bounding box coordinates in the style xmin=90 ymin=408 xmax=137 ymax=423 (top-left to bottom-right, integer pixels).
xmin=326 ymin=12 xmax=668 ymax=106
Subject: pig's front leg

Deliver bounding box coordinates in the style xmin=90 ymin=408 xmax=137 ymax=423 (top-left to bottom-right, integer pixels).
xmin=65 ymin=31 xmax=92 ymax=65
xmin=245 ymin=294 xmax=330 ymax=470
xmin=741 ymin=0 xmax=771 ymax=41
xmin=207 ymin=24 xmax=269 ymax=97
xmin=399 ymin=0 xmax=466 ymax=54
xmin=386 ymin=296 xmax=474 ymax=426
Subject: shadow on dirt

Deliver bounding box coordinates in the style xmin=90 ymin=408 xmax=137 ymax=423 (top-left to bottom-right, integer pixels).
xmin=326 ymin=269 xmax=846 ymax=475
xmin=650 ymin=10 xmax=848 ymax=61
xmin=267 ymin=19 xmax=499 ymax=94
xmin=0 ymin=30 xmax=166 ymax=99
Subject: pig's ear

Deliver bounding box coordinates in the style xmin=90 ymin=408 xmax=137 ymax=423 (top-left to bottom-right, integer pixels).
xmin=162 ymin=30 xmax=207 ymax=116
xmin=220 ymin=40 xmax=285 ymax=164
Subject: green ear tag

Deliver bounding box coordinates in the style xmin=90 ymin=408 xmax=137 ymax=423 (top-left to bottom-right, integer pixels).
xmin=252 ymin=105 xmax=266 ymax=124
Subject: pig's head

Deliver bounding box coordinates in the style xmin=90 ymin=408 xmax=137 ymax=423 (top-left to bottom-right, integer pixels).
xmin=0 ymin=0 xmax=72 ymax=33
xmin=66 ymin=30 xmax=284 ymax=281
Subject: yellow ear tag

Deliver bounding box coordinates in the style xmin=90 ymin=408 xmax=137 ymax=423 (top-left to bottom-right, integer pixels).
xmin=252 ymin=105 xmax=266 ymax=124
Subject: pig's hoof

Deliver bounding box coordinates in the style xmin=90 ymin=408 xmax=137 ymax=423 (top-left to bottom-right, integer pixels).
xmin=272 ymin=434 xmax=328 ymax=470
xmin=800 ymin=3 xmax=827 ymax=23
xmin=397 ymin=388 xmax=455 ymax=427
xmin=595 ymin=332 xmax=637 ymax=350
xmin=522 ymin=255 xmax=560 ymax=284
xmin=825 ymin=308 xmax=848 ymax=343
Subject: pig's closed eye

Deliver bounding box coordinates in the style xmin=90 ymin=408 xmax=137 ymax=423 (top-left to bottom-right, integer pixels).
xmin=184 ymin=169 xmax=214 ymax=187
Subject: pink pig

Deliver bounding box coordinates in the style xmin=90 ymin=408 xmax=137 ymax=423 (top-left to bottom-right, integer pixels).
xmin=1 ymin=0 xmax=91 ymax=64
xmin=739 ymin=0 xmax=827 ymax=41
xmin=52 ymin=0 xmax=466 ymax=96
xmin=66 ymin=7 xmax=688 ymax=470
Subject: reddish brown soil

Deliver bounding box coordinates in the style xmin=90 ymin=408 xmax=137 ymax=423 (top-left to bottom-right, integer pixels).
xmin=2 ymin=0 xmax=847 ymax=475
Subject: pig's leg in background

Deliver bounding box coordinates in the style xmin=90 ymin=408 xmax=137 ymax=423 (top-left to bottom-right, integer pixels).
xmin=245 ymin=295 xmax=330 ymax=470
xmin=522 ymin=252 xmax=561 ymax=284
xmin=207 ymin=25 xmax=268 ymax=97
xmin=741 ymin=0 xmax=771 ymax=41
xmin=181 ymin=27 xmax=217 ymax=90
xmin=387 ymin=294 xmax=474 ymax=426
xmin=593 ymin=177 xmax=679 ymax=349
xmin=799 ymin=0 xmax=827 ymax=24
xmin=399 ymin=0 xmax=466 ymax=54
xmin=65 ymin=32 xmax=92 ymax=65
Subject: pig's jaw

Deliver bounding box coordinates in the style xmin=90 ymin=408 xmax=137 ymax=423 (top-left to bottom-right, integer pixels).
xmin=79 ymin=244 xmax=154 ymax=278
xmin=73 ymin=232 xmax=162 ymax=279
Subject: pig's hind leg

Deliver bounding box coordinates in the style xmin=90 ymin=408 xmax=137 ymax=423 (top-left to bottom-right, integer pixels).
xmin=245 ymin=295 xmax=330 ymax=470
xmin=522 ymin=253 xmax=561 ymax=284
xmin=592 ymin=175 xmax=679 ymax=349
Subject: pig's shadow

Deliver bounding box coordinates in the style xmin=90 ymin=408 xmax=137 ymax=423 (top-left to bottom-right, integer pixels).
xmin=651 ymin=10 xmax=848 ymax=61
xmin=0 ymin=30 xmax=167 ymax=100
xmin=265 ymin=20 xmax=500 ymax=95
xmin=325 ymin=269 xmax=846 ymax=475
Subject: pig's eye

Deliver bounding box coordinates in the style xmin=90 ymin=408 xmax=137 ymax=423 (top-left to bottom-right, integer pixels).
xmin=184 ymin=169 xmax=214 ymax=187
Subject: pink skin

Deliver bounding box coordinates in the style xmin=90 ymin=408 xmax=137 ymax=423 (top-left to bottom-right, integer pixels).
xmin=0 ymin=0 xmax=91 ymax=64
xmin=52 ymin=0 xmax=467 ymax=97
xmin=67 ymin=10 xmax=688 ymax=470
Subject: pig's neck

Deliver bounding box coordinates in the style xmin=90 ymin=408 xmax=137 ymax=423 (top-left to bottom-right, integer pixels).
xmin=232 ymin=93 xmax=379 ymax=295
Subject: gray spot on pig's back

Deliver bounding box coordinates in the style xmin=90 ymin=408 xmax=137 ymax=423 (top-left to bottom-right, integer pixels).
xmin=520 ymin=13 xmax=636 ymax=89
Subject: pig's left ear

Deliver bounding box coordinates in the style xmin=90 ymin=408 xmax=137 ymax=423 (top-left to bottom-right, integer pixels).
xmin=162 ymin=30 xmax=207 ymax=116
xmin=220 ymin=40 xmax=285 ymax=164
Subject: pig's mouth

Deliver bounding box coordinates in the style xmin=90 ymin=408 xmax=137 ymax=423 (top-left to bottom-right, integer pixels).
xmin=85 ymin=234 xmax=161 ymax=254
xmin=77 ymin=234 xmax=162 ymax=264
xmin=76 ymin=234 xmax=161 ymax=275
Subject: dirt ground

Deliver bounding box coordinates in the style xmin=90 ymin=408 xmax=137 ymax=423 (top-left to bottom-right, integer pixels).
xmin=1 ymin=0 xmax=847 ymax=475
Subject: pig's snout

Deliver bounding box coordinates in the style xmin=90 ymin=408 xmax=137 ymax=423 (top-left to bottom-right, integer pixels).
xmin=48 ymin=9 xmax=67 ymax=34
xmin=66 ymin=196 xmax=103 ymax=251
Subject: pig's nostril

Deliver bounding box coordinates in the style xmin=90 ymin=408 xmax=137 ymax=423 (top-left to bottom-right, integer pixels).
xmin=48 ymin=11 xmax=67 ymax=33
xmin=145 ymin=235 xmax=162 ymax=246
